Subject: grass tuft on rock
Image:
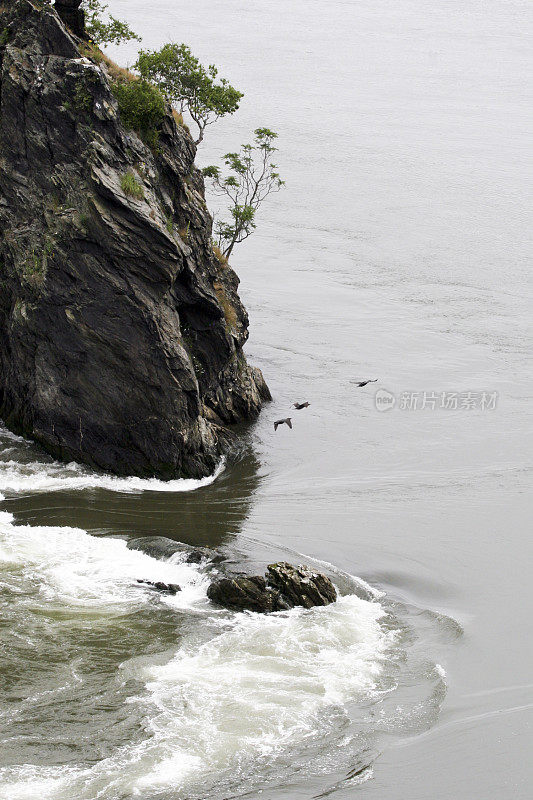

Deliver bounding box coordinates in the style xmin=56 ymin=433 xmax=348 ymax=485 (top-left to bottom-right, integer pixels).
xmin=213 ymin=281 xmax=238 ymax=332
xmin=212 ymin=243 xmax=228 ymax=268
xmin=120 ymin=172 xmax=144 ymax=200
xmin=81 ymin=42 xmax=137 ymax=83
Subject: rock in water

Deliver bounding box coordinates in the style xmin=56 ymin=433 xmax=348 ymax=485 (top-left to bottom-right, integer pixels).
xmin=207 ymin=575 xmax=277 ymax=613
xmin=136 ymin=579 xmax=181 ymax=595
xmin=0 ymin=1 xmax=270 ymax=479
xmin=207 ymin=562 xmax=337 ymax=613
xmin=266 ymin=562 xmax=338 ymax=608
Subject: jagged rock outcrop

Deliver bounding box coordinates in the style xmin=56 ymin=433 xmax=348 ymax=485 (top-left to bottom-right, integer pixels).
xmin=208 ymin=574 xmax=280 ymax=613
xmin=207 ymin=562 xmax=337 ymax=613
xmin=0 ymin=1 xmax=270 ymax=478
xmin=266 ymin=562 xmax=338 ymax=608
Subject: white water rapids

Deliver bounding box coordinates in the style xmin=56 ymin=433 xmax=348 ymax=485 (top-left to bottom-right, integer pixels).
xmin=0 ymin=487 xmax=414 ymax=800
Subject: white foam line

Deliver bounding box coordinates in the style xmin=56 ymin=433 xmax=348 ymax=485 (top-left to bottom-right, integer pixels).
xmin=0 ymin=428 xmax=26 ymax=444
xmin=0 ymin=458 xmax=225 ymax=496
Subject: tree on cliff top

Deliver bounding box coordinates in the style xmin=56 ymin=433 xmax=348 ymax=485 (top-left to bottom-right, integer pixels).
xmin=203 ymin=128 xmax=284 ymax=259
xmin=134 ymin=43 xmax=242 ymax=145
xmin=82 ymin=0 xmax=140 ymax=47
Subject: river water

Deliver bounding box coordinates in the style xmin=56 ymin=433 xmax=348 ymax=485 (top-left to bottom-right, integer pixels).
xmin=1 ymin=0 xmax=532 ymax=798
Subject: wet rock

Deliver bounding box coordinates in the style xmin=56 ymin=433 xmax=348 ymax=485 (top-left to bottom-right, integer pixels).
xmin=128 ymin=537 xmax=186 ymax=560
xmin=0 ymin=1 xmax=270 ymax=480
xmin=182 ymin=545 xmax=225 ymax=564
xmin=127 ymin=538 xmax=221 ymax=565
xmin=136 ymin=579 xmax=181 ymax=595
xmin=207 ymin=575 xmax=277 ymax=613
xmin=207 ymin=562 xmax=337 ymax=613
xmin=267 ymin=562 xmax=337 ymax=609
xmin=184 ymin=548 xmax=207 ymax=564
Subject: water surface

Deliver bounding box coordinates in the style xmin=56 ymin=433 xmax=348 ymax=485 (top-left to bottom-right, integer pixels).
xmin=1 ymin=1 xmax=532 ymax=798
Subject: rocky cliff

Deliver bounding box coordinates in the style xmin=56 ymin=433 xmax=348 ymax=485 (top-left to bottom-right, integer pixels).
xmin=0 ymin=0 xmax=270 ymax=478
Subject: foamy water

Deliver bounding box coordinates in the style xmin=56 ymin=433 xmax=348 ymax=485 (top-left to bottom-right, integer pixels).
xmin=134 ymin=594 xmax=391 ymax=793
xmin=0 ymin=426 xmax=225 ymax=499
xmin=0 ymin=424 xmax=449 ymax=800
xmin=0 ymin=511 xmax=209 ymax=611
xmin=0 ymin=507 xmax=395 ymax=800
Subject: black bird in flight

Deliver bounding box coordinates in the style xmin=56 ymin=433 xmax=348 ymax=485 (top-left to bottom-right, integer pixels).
xmin=354 ymin=379 xmax=378 ymax=388
xmin=274 ymin=418 xmax=292 ymax=431
xmin=292 ymin=401 xmax=310 ymax=409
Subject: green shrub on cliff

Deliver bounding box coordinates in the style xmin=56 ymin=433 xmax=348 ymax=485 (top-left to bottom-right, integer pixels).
xmin=112 ymin=79 xmax=166 ymax=148
xmin=134 ymin=43 xmax=242 ymax=145
xmin=75 ymin=8 xmax=282 ymax=258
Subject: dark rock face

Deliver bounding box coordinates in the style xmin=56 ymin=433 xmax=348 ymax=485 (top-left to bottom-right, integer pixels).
xmin=207 ymin=562 xmax=337 ymax=613
xmin=207 ymin=575 xmax=277 ymax=613
xmin=54 ymin=0 xmax=85 ymax=39
xmin=0 ymin=1 xmax=270 ymax=478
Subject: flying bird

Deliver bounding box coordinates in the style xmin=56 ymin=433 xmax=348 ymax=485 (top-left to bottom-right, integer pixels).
xmin=292 ymin=401 xmax=310 ymax=409
xmin=274 ymin=418 xmax=292 ymax=431
xmin=354 ymin=379 xmax=378 ymax=388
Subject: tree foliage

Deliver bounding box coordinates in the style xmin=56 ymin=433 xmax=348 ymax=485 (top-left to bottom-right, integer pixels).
xmin=135 ymin=43 xmax=242 ymax=145
xmin=82 ymin=1 xmax=140 ymax=47
xmin=203 ymin=128 xmax=284 ymax=258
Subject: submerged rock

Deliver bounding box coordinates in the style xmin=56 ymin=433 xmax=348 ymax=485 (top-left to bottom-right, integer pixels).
xmin=0 ymin=1 xmax=270 ymax=479
xmin=207 ymin=562 xmax=337 ymax=613
xmin=127 ymin=537 xmax=222 ymax=565
xmin=136 ymin=579 xmax=181 ymax=595
xmin=183 ymin=548 xmax=210 ymax=564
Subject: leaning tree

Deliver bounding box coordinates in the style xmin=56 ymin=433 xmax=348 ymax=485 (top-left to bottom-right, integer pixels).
xmin=202 ymin=128 xmax=284 ymax=259
xmin=135 ymin=43 xmax=242 ymax=145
